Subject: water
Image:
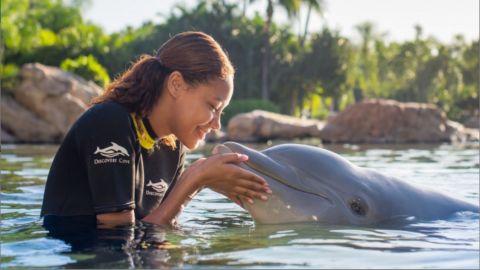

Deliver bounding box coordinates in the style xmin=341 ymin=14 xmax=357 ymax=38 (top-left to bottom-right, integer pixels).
xmin=1 ymin=142 xmax=479 ymax=269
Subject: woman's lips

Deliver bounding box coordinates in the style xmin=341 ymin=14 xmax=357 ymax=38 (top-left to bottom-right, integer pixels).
xmin=196 ymin=128 xmax=211 ymax=140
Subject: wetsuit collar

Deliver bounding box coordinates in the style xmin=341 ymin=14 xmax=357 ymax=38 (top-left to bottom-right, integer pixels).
xmin=130 ymin=113 xmax=158 ymax=150
xmin=142 ymin=117 xmax=158 ymax=140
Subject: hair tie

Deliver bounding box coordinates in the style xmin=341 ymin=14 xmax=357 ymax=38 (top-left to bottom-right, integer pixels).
xmin=155 ymin=57 xmax=172 ymax=73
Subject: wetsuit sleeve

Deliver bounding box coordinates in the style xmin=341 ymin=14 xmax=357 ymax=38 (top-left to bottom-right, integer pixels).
xmin=76 ymin=106 xmax=136 ymax=214
xmin=175 ymin=143 xmax=187 ymax=181
xmin=162 ymin=143 xmax=187 ymax=201
xmin=175 ymin=142 xmax=187 ymax=179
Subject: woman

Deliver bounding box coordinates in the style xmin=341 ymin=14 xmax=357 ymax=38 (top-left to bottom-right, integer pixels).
xmin=41 ymin=31 xmax=271 ymax=230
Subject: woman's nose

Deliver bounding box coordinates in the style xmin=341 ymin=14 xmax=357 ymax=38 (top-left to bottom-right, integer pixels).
xmin=210 ymin=112 xmax=221 ymax=130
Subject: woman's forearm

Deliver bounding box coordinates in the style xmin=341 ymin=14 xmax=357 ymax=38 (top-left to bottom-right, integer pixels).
xmin=142 ymin=174 xmax=201 ymax=226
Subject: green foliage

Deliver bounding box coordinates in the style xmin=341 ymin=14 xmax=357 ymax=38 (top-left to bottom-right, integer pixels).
xmin=0 ymin=64 xmax=20 ymax=95
xmin=1 ymin=0 xmax=83 ymax=54
xmin=222 ymin=99 xmax=280 ymax=126
xmin=60 ymin=55 xmax=110 ymax=87
xmin=301 ymin=94 xmax=329 ymax=119
xmin=305 ymin=29 xmax=350 ymax=110
xmin=1 ymin=0 xmax=477 ymax=121
xmin=1 ymin=0 xmax=109 ymax=71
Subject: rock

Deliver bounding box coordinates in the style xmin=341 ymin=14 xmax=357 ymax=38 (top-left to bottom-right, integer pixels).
xmin=16 ymin=63 xmax=102 ymax=103
xmin=205 ymin=129 xmax=228 ymax=142
xmin=464 ymin=128 xmax=480 ymax=141
xmin=319 ymin=99 xmax=474 ymax=143
xmin=1 ymin=95 xmax=60 ymax=142
xmin=463 ymin=115 xmax=479 ymax=129
xmin=1 ymin=63 xmax=103 ymax=143
xmin=1 ymin=127 xmax=17 ymax=144
xmin=227 ymin=110 xmax=325 ymax=141
xmin=445 ymin=120 xmax=479 ymax=142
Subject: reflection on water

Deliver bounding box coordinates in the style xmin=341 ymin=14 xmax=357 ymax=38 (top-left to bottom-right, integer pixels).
xmin=1 ymin=142 xmax=479 ymax=268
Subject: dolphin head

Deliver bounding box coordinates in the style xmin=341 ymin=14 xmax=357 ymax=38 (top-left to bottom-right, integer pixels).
xmin=213 ymin=142 xmax=395 ymax=225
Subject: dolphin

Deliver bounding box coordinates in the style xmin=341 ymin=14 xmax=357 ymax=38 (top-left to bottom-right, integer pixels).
xmin=213 ymin=142 xmax=479 ymax=225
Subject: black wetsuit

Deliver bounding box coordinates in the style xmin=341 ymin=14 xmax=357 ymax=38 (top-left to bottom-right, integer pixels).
xmin=41 ymin=101 xmax=186 ymax=230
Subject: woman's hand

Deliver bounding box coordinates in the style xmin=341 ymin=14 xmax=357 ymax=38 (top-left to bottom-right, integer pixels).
xmin=186 ymin=153 xmax=272 ymax=206
xmin=142 ymin=152 xmax=271 ymax=226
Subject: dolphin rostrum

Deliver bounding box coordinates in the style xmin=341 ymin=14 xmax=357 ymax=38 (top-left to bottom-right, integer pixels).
xmin=213 ymin=142 xmax=479 ymax=226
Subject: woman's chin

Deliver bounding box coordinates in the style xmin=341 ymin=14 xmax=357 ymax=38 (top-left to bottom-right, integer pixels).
xmin=181 ymin=138 xmax=202 ymax=150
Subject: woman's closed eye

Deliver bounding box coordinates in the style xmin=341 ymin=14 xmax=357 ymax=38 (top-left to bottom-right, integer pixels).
xmin=209 ymin=104 xmax=218 ymax=113
xmin=209 ymin=104 xmax=224 ymax=115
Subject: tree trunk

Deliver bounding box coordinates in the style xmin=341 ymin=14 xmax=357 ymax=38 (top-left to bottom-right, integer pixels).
xmin=261 ymin=0 xmax=273 ymax=101
xmin=242 ymin=0 xmax=247 ymax=17
xmin=333 ymin=96 xmax=339 ymax=112
xmin=289 ymin=89 xmax=298 ymax=115
xmin=300 ymin=2 xmax=312 ymax=47
xmin=261 ymin=35 xmax=270 ymax=100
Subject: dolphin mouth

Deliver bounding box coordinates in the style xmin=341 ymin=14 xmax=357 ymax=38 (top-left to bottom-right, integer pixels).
xmin=215 ymin=142 xmax=332 ymax=203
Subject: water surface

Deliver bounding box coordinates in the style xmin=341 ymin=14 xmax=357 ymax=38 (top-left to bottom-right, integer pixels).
xmin=1 ymin=142 xmax=479 ymax=268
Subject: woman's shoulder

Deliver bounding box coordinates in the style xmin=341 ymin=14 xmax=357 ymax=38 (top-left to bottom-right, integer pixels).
xmin=75 ymin=101 xmax=132 ymax=131
xmin=87 ymin=101 xmax=130 ymax=117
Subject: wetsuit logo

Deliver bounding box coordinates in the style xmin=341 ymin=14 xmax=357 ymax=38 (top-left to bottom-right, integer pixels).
xmin=94 ymin=142 xmax=129 ymax=158
xmin=93 ymin=142 xmax=131 ymax=165
xmin=146 ymin=179 xmax=167 ymax=197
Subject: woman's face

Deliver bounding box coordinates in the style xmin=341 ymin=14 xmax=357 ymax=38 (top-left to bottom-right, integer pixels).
xmin=172 ymin=76 xmax=233 ymax=149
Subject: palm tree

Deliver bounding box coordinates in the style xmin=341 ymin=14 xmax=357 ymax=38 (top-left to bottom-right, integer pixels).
xmin=256 ymin=0 xmax=302 ymax=100
xmin=355 ymin=22 xmax=375 ymax=54
xmin=354 ymin=22 xmax=388 ymax=97
xmin=246 ymin=0 xmax=324 ymax=100
xmin=300 ymin=0 xmax=325 ymax=47
xmin=68 ymin=0 xmax=93 ymax=12
xmin=242 ymin=0 xmax=249 ymax=16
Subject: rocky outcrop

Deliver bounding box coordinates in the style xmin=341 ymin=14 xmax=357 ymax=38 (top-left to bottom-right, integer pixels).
xmin=227 ymin=110 xmax=325 ymax=141
xmin=319 ymin=99 xmax=478 ymax=143
xmin=1 ymin=128 xmax=17 ymax=144
xmin=444 ymin=120 xmax=479 ymax=142
xmin=205 ymin=129 xmax=228 ymax=142
xmin=1 ymin=95 xmax=60 ymax=142
xmin=463 ymin=115 xmax=479 ymax=129
xmin=1 ymin=63 xmax=103 ymax=143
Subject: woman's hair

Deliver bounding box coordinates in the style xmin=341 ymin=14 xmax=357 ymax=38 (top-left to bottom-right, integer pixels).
xmin=92 ymin=31 xmax=235 ymax=149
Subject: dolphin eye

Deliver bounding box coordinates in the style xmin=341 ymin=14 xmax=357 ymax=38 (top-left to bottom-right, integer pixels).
xmin=349 ymin=198 xmax=368 ymax=216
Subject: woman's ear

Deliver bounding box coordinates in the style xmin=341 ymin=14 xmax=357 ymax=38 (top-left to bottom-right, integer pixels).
xmin=166 ymin=71 xmax=187 ymax=99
